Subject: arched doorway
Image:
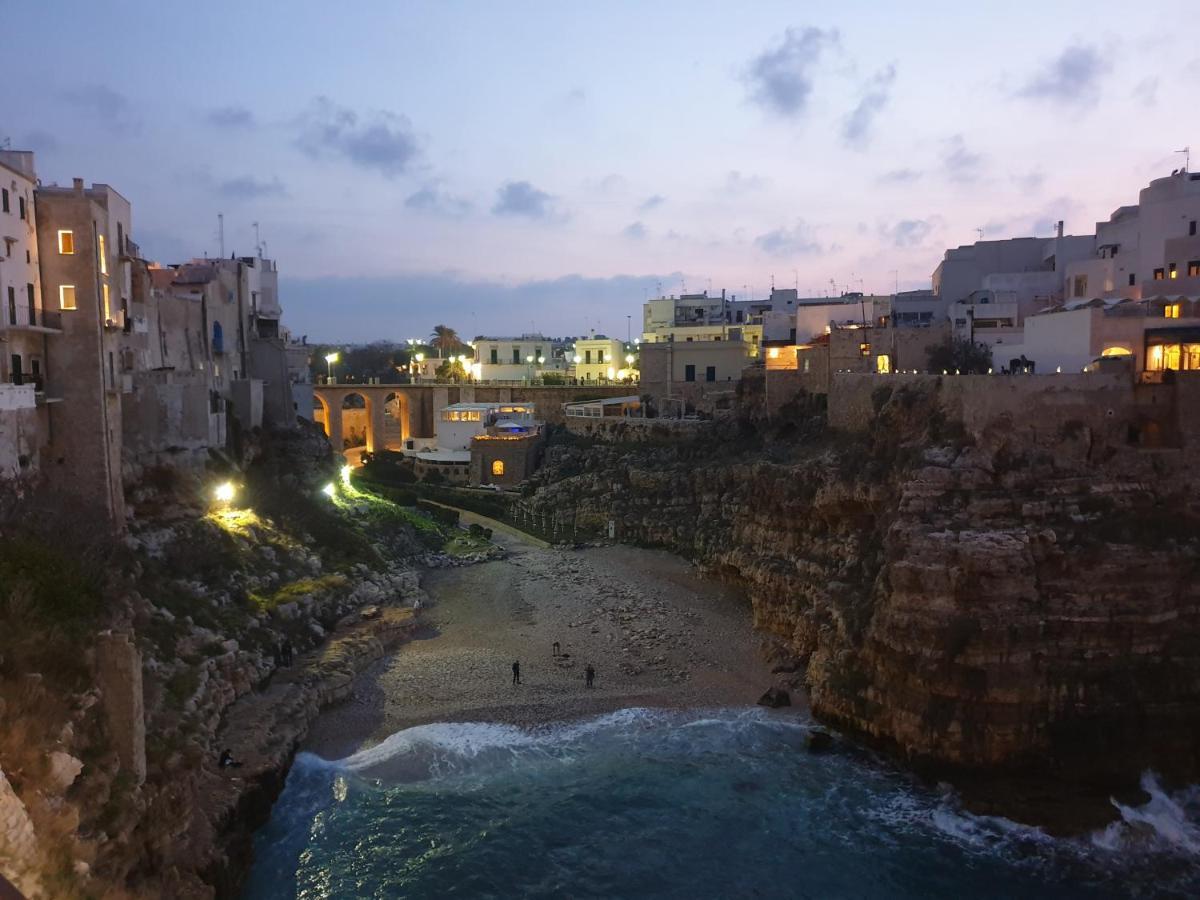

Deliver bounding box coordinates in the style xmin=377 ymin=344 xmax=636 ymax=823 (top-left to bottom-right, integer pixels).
xmin=383 ymin=392 xmax=410 ymax=449
xmin=341 ymin=392 xmax=373 ymax=464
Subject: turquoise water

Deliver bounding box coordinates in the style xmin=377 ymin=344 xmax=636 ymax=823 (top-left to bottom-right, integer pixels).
xmin=243 ymin=708 xmax=1200 ymax=899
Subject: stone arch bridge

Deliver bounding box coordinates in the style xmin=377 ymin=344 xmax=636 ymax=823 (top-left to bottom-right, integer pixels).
xmin=312 ymin=382 xmax=634 ymax=453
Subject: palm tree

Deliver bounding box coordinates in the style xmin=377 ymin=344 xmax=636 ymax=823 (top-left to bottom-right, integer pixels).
xmin=430 ymin=324 xmax=462 ymax=358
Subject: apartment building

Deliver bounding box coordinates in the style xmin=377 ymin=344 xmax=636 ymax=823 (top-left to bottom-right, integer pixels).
xmin=571 ymin=335 xmax=626 ymax=382
xmin=0 ymin=148 xmax=301 ymax=527
xmin=471 ymin=334 xmax=567 ymax=381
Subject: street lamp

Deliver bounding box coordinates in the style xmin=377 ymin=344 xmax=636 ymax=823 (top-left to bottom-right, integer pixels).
xmin=324 ymin=352 xmax=339 ymax=382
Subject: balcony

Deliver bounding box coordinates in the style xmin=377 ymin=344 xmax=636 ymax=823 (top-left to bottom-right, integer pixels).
xmin=120 ymin=236 xmax=141 ymax=260
xmin=2 ymin=303 xmax=62 ymax=333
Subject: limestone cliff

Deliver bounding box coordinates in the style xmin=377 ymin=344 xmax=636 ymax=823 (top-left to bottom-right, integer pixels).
xmin=525 ymin=383 xmax=1200 ymax=797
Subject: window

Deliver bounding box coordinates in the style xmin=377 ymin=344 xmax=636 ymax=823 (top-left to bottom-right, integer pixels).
xmin=859 ymin=342 xmax=871 ymax=357
xmin=98 ymin=234 xmax=107 ymax=274
xmin=1169 ymin=263 xmax=1178 ymax=280
xmin=705 ymin=365 xmax=716 ymax=382
xmin=26 ymin=284 xmax=33 ymax=312
xmin=511 ymin=347 xmax=520 ymax=364
xmin=18 ymin=197 xmax=25 ymax=220
xmin=876 ymin=354 xmax=891 ymax=374
xmin=1 ymin=188 xmax=7 ymax=213
xmin=6 ymin=287 xmax=13 ymax=324
xmin=684 ymin=364 xmax=696 ymax=382
xmin=585 ymin=350 xmax=592 ymax=364
xmin=1073 ymin=274 xmax=1088 ymax=297
xmin=1165 ymin=303 xmax=1181 ymax=319
xmin=1154 ymin=268 xmax=1165 ymax=281
xmin=59 ymin=285 xmax=77 ymax=310
xmin=491 ymin=459 xmax=505 ymax=476
xmin=103 ymin=283 xmax=111 ymax=321
xmin=598 ymin=350 xmax=605 ymax=363
xmin=490 ymin=348 xmax=498 ymax=364
xmin=1189 ymin=261 xmax=1200 ymax=278
xmin=1191 ymin=220 xmax=1198 ymax=237
xmin=57 ymin=230 xmax=74 ymax=254
xmin=1129 ymin=273 xmax=1137 ymax=287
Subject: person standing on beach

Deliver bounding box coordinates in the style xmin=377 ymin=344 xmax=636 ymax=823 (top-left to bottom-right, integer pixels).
xmin=585 ymin=664 xmax=595 ymax=688
xmin=512 ymin=660 xmax=521 ymax=685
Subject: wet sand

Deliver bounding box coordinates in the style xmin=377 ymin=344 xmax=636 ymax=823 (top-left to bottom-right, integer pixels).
xmin=305 ymin=530 xmax=779 ymax=760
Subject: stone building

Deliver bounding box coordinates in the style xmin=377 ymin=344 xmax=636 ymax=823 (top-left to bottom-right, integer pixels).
xmin=469 ymin=428 xmax=543 ymax=487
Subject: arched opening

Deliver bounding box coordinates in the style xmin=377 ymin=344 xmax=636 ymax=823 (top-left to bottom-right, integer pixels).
xmin=491 ymin=459 xmax=505 ymax=477
xmin=314 ymin=393 xmax=331 ymax=433
xmin=383 ymin=391 xmax=409 ymax=449
xmin=341 ymin=392 xmax=372 ymax=462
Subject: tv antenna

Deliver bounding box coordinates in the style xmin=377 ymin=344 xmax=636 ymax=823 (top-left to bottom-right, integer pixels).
xmin=253 ymin=221 xmax=262 ymax=257
xmin=975 ymin=227 xmax=984 ymax=241
xmin=1176 ymin=146 xmax=1191 ymax=172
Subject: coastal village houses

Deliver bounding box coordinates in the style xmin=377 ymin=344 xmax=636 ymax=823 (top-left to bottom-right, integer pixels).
xmin=0 ymin=149 xmax=310 ymax=527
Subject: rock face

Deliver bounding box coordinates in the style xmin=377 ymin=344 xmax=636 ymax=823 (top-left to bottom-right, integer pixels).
xmin=525 ymin=384 xmax=1200 ymax=786
xmin=0 ymin=767 xmax=41 ymax=898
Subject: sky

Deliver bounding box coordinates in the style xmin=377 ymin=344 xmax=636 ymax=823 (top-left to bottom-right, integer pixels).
xmin=5 ymin=0 xmax=1197 ymax=342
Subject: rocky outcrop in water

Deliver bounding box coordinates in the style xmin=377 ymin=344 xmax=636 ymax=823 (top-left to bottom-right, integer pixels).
xmin=524 ymin=383 xmax=1200 ymax=793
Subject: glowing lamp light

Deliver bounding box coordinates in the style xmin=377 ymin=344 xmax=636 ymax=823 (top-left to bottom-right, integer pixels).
xmin=625 ymin=354 xmax=635 ymax=364
xmin=324 ymin=352 xmax=339 ymax=365
xmin=214 ymin=481 xmax=236 ymax=503
xmin=573 ymin=355 xmax=582 ymax=364
xmin=606 ymin=367 xmax=615 ymax=379
xmin=415 ymin=353 xmax=425 ymax=362
xmin=321 ymin=482 xmax=336 ymax=498
xmin=537 ymin=356 xmax=545 ymax=364
xmin=525 ymin=355 xmax=534 ymax=363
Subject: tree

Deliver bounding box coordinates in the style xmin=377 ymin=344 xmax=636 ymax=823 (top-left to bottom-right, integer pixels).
xmin=435 ymin=358 xmax=468 ymax=383
xmin=430 ymin=325 xmax=463 ymax=357
xmin=926 ymin=337 xmax=992 ymax=374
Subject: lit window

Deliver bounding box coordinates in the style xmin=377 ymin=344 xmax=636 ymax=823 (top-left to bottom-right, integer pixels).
xmin=1147 ymin=344 xmax=1164 ymax=371
xmin=876 ymin=354 xmax=891 ymax=374
xmin=58 ymin=230 xmax=74 ymax=254
xmin=859 ymin=342 xmax=871 ymax=357
xmin=768 ymin=347 xmax=780 ymax=359
xmin=1169 ymin=263 xmax=1178 ymax=280
xmin=98 ymin=234 xmax=107 ymax=274
xmin=103 ymin=283 xmax=111 ymax=320
xmin=1189 ymin=261 xmax=1200 ymax=278
xmin=1153 ymin=268 xmax=1165 ymax=281
xmin=491 ymin=459 xmax=505 ymax=476
xmin=59 ymin=284 xmax=77 ymax=310
xmin=1165 ymin=303 xmax=1181 ymax=319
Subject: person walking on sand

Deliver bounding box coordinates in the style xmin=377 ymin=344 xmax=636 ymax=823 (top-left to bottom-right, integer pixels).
xmin=585 ymin=664 xmax=595 ymax=689
xmin=512 ymin=660 xmax=521 ymax=685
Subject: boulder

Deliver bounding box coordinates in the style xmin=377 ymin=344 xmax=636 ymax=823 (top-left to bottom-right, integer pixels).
xmin=757 ymin=687 xmax=791 ymax=708
xmin=46 ymin=751 xmax=84 ymax=791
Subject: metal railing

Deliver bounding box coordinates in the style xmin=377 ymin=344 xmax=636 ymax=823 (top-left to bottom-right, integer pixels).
xmin=6 ymin=371 xmax=44 ymax=391
xmin=3 ymin=304 xmax=62 ymax=331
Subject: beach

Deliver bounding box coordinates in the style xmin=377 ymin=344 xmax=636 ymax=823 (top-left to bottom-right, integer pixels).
xmin=304 ymin=529 xmax=778 ymax=760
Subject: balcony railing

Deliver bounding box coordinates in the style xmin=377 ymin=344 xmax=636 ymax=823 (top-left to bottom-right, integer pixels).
xmin=6 ymin=371 xmax=44 ymax=391
xmin=3 ymin=303 xmax=62 ymax=331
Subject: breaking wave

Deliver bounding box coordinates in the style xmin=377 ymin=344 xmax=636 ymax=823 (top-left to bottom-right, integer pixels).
xmin=245 ymin=709 xmax=1200 ymax=899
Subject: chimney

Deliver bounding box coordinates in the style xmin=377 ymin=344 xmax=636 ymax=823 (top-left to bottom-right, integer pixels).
xmin=73 ymin=178 xmax=84 ymax=194
xmin=1056 ymin=220 xmax=1064 ymax=239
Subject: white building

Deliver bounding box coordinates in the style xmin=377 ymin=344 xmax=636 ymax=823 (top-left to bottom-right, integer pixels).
xmin=435 ymin=402 xmax=535 ymax=450
xmin=571 ymin=336 xmax=627 ymax=382
xmin=1061 ymin=170 xmax=1200 ymax=301
xmin=471 ymin=335 xmax=566 ymax=381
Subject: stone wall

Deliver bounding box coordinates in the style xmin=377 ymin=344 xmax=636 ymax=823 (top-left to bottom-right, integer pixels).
xmin=564 ymin=416 xmax=712 ymax=442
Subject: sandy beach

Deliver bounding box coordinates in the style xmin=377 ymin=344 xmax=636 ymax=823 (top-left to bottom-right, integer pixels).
xmin=304 ymin=529 xmax=778 ymax=760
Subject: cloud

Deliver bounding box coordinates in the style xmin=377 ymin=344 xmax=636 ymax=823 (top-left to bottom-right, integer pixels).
xmin=1013 ymin=170 xmax=1045 ymax=194
xmin=722 ymin=170 xmax=768 ymax=194
xmin=216 ymin=175 xmax=287 ymax=200
xmin=941 ymin=135 xmax=983 ymax=184
xmin=878 ymin=218 xmax=936 ymax=248
xmin=877 ymin=168 xmax=921 ymax=185
xmin=405 ymin=184 xmax=471 ymax=217
xmin=745 ymin=27 xmax=838 ymax=118
xmin=280 ymin=271 xmax=675 ymax=343
xmin=492 ymin=180 xmax=561 ymax=220
xmin=206 ymin=105 xmax=255 ymax=129
xmin=754 ymin=220 xmax=824 ymax=257
xmin=60 ymin=85 xmax=141 ymax=134
xmin=638 ymin=194 xmax=666 ymax=212
xmin=294 ymin=97 xmax=420 ymax=177
xmin=842 ymin=63 xmax=897 ymax=147
xmin=1016 ymin=44 xmax=1110 ymax=106
xmin=22 ymin=130 xmax=60 ymax=154
xmin=622 ymin=221 xmax=647 ymax=240
xmin=1132 ymin=77 xmax=1158 ymax=106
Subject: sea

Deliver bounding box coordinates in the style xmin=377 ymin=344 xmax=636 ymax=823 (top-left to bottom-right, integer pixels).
xmin=242 ymin=707 xmax=1200 ymax=899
